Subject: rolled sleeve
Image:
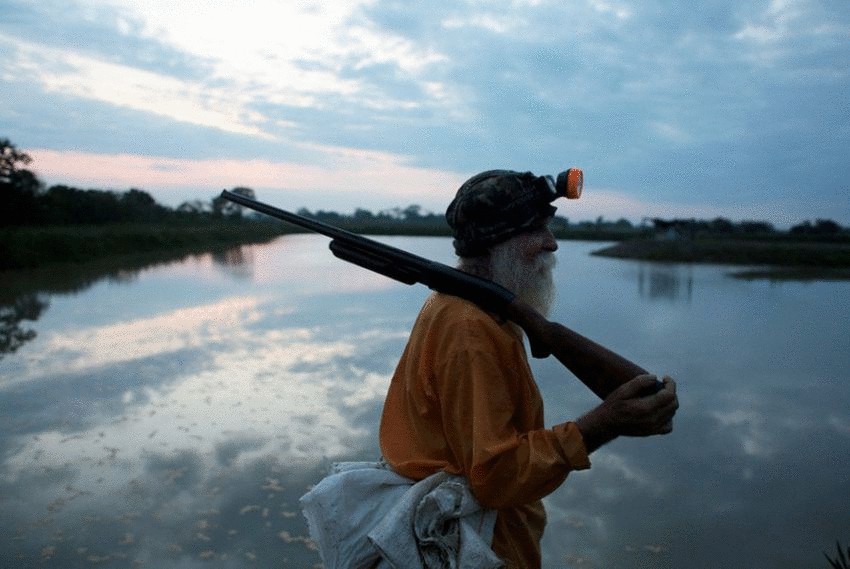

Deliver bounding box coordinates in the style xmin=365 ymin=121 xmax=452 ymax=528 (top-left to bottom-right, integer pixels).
xmin=552 ymin=421 xmax=591 ymax=471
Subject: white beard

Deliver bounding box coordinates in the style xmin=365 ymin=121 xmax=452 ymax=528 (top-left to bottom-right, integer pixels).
xmin=489 ymin=242 xmax=557 ymax=317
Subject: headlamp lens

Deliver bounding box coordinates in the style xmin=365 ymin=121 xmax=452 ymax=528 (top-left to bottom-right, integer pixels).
xmin=556 ymin=168 xmax=583 ymax=199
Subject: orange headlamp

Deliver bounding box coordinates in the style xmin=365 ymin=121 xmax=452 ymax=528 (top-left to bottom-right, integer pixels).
xmin=542 ymin=168 xmax=583 ymax=201
xmin=556 ymin=168 xmax=583 ymax=199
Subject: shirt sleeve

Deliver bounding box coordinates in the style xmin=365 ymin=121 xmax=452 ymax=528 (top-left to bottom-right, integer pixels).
xmin=437 ymin=346 xmax=591 ymax=510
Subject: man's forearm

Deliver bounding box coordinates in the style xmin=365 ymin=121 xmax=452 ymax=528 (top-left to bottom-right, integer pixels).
xmin=574 ymin=409 xmax=618 ymax=454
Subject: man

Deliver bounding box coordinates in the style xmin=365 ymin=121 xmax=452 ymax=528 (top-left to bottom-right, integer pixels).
xmin=379 ymin=170 xmax=679 ymax=568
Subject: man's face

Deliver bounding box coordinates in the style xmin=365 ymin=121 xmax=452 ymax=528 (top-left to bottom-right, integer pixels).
xmin=490 ymin=226 xmax=558 ymax=316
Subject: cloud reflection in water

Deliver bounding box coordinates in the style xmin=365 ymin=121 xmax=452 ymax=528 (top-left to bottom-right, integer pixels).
xmin=0 ymin=289 xmax=402 ymax=567
xmin=2 ymin=237 xmax=849 ymax=568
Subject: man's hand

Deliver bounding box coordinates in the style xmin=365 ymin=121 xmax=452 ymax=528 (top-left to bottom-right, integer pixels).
xmin=575 ymin=375 xmax=679 ymax=453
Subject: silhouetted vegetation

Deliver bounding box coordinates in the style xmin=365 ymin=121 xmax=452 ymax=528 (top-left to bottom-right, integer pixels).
xmin=642 ymin=217 xmax=850 ymax=243
xmin=0 ymin=139 xmax=293 ymax=270
xmin=0 ymin=293 xmax=47 ymax=357
xmin=293 ymin=204 xmax=452 ymax=236
xmin=3 ymin=136 xmax=849 ymax=271
xmin=593 ymin=216 xmax=850 ymax=270
xmin=1 ymin=138 xmax=262 ymax=227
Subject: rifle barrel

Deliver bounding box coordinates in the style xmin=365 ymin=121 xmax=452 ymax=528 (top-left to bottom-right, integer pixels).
xmin=221 ymin=190 xmax=360 ymax=242
xmin=221 ymin=190 xmax=650 ymax=399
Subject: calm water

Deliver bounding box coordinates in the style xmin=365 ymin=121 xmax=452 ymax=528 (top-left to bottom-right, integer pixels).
xmin=1 ymin=236 xmax=848 ymax=569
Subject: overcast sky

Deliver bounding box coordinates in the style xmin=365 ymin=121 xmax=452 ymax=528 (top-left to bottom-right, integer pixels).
xmin=1 ymin=0 xmax=847 ymax=225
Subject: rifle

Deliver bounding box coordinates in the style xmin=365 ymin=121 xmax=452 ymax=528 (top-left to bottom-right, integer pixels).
xmin=221 ymin=190 xmax=650 ymax=400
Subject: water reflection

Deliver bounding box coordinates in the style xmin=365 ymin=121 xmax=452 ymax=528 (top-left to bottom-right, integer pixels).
xmin=1 ymin=236 xmax=849 ymax=568
xmin=1 ymin=297 xmax=400 ymax=566
xmin=0 ymin=244 xmax=255 ymax=358
xmin=637 ymin=263 xmax=693 ymax=302
xmin=0 ymin=293 xmax=49 ymax=358
xmin=211 ymin=246 xmax=255 ymax=280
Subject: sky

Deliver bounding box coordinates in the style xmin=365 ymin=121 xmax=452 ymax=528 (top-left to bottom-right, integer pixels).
xmin=1 ymin=0 xmax=848 ymax=226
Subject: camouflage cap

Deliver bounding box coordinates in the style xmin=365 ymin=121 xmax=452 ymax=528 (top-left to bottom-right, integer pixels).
xmin=446 ymin=169 xmax=558 ymax=256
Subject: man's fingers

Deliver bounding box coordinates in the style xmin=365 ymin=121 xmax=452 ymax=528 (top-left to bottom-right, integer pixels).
xmin=605 ymin=374 xmax=680 ymax=438
xmin=616 ymin=374 xmax=659 ymax=399
xmin=644 ymin=380 xmax=679 ymax=432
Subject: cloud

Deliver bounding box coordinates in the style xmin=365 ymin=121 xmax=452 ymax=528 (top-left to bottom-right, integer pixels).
xmin=1 ymin=292 xmax=401 ymax=489
xmin=1 ymin=0 xmax=848 ymax=223
xmin=1 ymin=34 xmax=273 ymax=138
xmin=6 ymin=296 xmax=266 ymax=385
xmin=0 ymin=322 xmax=386 ymax=564
xmin=82 ymin=0 xmax=451 ymax=113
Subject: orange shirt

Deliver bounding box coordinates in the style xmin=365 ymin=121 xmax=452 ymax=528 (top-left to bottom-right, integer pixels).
xmin=380 ymin=293 xmax=591 ymax=568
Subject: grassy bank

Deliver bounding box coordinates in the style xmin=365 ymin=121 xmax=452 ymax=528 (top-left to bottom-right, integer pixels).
xmin=592 ymin=238 xmax=850 ymax=268
xmin=0 ymin=221 xmax=289 ymax=271
xmin=0 ymin=218 xmax=641 ymax=273
xmin=7 ymin=220 xmax=850 ymax=274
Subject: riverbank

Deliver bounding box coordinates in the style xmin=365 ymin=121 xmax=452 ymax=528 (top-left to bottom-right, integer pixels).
xmin=0 ymin=221 xmax=289 ymax=271
xmin=592 ymin=238 xmax=850 ymax=269
xmin=0 ymin=219 xmax=642 ymax=273
xmin=6 ymin=222 xmax=850 ymax=277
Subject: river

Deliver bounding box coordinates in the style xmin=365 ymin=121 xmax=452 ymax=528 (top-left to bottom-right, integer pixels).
xmin=1 ymin=235 xmax=848 ymax=568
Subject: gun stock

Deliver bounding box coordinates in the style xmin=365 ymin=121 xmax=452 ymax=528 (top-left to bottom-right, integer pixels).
xmin=222 ymin=190 xmax=647 ymax=399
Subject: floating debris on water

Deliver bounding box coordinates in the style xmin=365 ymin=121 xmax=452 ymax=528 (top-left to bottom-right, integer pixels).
xmin=262 ymin=478 xmax=284 ymax=492
xmin=240 ymin=504 xmax=261 ymax=515
xmin=40 ymin=545 xmax=56 ymax=559
xmin=278 ymin=530 xmax=318 ymax=551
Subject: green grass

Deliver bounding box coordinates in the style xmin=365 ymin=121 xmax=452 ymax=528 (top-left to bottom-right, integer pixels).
xmin=0 ymin=221 xmax=289 ymax=271
xmin=592 ymin=238 xmax=850 ymax=268
xmin=5 ymin=220 xmax=850 ymax=274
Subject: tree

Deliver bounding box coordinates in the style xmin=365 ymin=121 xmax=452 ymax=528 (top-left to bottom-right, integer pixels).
xmin=1 ymin=138 xmax=43 ymax=225
xmin=353 ymin=208 xmax=375 ymax=222
xmin=213 ymin=186 xmax=255 ymax=218
xmin=120 ymin=188 xmax=167 ymax=222
xmin=738 ymin=220 xmax=774 ymax=234
xmin=402 ymin=205 xmax=422 ymax=221
xmin=709 ymin=217 xmax=734 ymax=234
xmin=0 ymin=293 xmax=49 ymax=358
xmin=814 ymin=219 xmax=841 ymax=235
xmin=791 ymin=219 xmax=843 ymax=237
xmin=0 ymin=138 xmax=32 ymax=184
xmin=177 ymin=200 xmax=210 ymax=215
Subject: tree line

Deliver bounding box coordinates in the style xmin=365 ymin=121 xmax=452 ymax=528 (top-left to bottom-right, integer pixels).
xmin=3 ymin=137 xmax=847 ymax=239
xmin=1 ymin=137 xmax=266 ymax=226
xmin=0 ymin=137 xmax=440 ymax=229
xmin=644 ymin=217 xmax=847 ymax=240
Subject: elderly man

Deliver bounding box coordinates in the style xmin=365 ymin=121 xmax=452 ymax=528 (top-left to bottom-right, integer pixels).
xmin=379 ymin=170 xmax=679 ymax=568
